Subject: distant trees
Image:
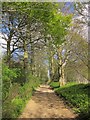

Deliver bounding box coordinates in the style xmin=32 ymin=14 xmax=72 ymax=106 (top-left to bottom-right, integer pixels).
xmin=55 ymin=2 xmax=89 ymax=85
xmin=74 ymin=2 xmax=88 ymax=39
xmin=61 ymin=31 xmax=88 ymax=84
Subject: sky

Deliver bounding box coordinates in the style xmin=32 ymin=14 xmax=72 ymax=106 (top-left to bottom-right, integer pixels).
xmin=0 ymin=33 xmax=7 ymax=55
xmin=62 ymin=2 xmax=74 ymax=14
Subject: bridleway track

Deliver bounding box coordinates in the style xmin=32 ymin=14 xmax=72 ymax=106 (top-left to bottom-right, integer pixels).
xmin=18 ymin=85 xmax=77 ymax=119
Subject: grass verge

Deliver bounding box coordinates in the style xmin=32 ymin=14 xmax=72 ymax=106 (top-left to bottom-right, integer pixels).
xmin=51 ymin=82 xmax=90 ymax=120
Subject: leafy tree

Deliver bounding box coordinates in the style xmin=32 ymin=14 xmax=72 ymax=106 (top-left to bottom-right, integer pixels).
xmin=61 ymin=31 xmax=88 ymax=84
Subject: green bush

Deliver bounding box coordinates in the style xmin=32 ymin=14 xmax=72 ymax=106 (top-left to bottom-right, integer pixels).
xmin=2 ymin=63 xmax=18 ymax=102
xmin=50 ymin=81 xmax=60 ymax=88
xmin=2 ymin=60 xmax=41 ymax=119
xmin=2 ymin=64 xmax=18 ymax=81
xmin=2 ymin=72 xmax=41 ymax=119
xmin=55 ymin=83 xmax=90 ymax=119
xmin=11 ymin=98 xmax=24 ymax=117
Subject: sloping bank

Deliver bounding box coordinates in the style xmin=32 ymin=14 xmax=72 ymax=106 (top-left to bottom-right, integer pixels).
xmin=2 ymin=74 xmax=41 ymax=119
xmin=50 ymin=82 xmax=90 ymax=120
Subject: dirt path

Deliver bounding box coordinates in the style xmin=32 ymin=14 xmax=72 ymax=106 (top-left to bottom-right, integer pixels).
xmin=18 ymin=85 xmax=77 ymax=119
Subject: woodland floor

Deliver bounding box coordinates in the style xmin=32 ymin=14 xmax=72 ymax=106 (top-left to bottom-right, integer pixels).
xmin=18 ymin=85 xmax=78 ymax=120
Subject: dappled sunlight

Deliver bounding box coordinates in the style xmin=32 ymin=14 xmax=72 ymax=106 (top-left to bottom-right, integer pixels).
xmin=35 ymin=85 xmax=54 ymax=93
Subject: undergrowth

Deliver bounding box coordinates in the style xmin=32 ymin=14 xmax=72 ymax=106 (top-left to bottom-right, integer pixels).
xmin=51 ymin=82 xmax=90 ymax=120
xmin=2 ymin=71 xmax=41 ymax=119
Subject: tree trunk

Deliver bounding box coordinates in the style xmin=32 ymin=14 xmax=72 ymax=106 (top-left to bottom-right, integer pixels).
xmin=23 ymin=40 xmax=28 ymax=82
xmin=7 ymin=40 xmax=11 ymax=67
xmin=60 ymin=63 xmax=66 ymax=86
xmin=47 ymin=50 xmax=54 ymax=83
xmin=51 ymin=51 xmax=54 ymax=80
xmin=30 ymin=44 xmax=34 ymax=75
xmin=57 ymin=47 xmax=65 ymax=86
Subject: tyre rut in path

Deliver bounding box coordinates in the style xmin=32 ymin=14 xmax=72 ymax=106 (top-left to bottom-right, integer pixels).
xmin=18 ymin=85 xmax=77 ymax=119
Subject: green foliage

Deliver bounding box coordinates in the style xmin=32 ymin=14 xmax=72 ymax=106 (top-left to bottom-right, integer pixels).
xmin=50 ymin=81 xmax=60 ymax=88
xmin=2 ymin=2 xmax=72 ymax=47
xmin=48 ymin=13 xmax=72 ymax=46
xmin=55 ymin=83 xmax=90 ymax=119
xmin=11 ymin=98 xmax=24 ymax=117
xmin=2 ymin=63 xmax=18 ymax=82
xmin=19 ymin=75 xmax=41 ymax=102
xmin=2 ymin=63 xmax=18 ymax=102
xmin=2 ymin=73 xmax=41 ymax=118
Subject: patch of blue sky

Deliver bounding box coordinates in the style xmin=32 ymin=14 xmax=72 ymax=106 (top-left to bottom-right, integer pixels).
xmin=62 ymin=2 xmax=75 ymax=14
xmin=0 ymin=24 xmax=2 ymax=32
xmin=1 ymin=14 xmax=18 ymax=35
xmin=12 ymin=49 xmax=24 ymax=61
xmin=1 ymin=27 xmax=9 ymax=35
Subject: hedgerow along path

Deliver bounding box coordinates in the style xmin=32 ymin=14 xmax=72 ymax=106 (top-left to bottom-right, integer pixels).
xmin=18 ymin=85 xmax=77 ymax=119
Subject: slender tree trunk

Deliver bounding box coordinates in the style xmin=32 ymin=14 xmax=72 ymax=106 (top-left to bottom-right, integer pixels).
xmin=23 ymin=40 xmax=28 ymax=82
xmin=30 ymin=44 xmax=34 ymax=75
xmin=57 ymin=50 xmax=61 ymax=80
xmin=7 ymin=40 xmax=11 ymax=67
xmin=51 ymin=51 xmax=54 ymax=80
xmin=47 ymin=50 xmax=54 ymax=83
xmin=57 ymin=47 xmax=65 ymax=86
xmin=60 ymin=63 xmax=66 ymax=86
xmin=6 ymin=12 xmax=14 ymax=67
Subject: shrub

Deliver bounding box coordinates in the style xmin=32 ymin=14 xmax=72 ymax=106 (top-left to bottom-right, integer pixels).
xmin=50 ymin=81 xmax=60 ymax=88
xmin=55 ymin=83 xmax=90 ymax=119
xmin=11 ymin=98 xmax=24 ymax=117
xmin=2 ymin=72 xmax=41 ymax=119
xmin=2 ymin=63 xmax=18 ymax=102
